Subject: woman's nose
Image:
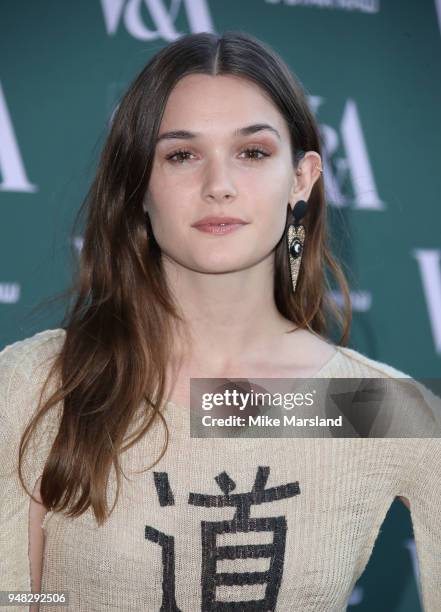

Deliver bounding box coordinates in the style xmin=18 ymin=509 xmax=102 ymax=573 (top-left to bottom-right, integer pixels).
xmin=201 ymin=158 xmax=238 ymax=203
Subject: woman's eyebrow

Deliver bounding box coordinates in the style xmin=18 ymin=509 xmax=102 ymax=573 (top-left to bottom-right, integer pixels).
xmin=156 ymin=123 xmax=281 ymax=143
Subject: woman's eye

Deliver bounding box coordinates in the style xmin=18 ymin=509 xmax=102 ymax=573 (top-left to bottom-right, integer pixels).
xmin=240 ymin=148 xmax=271 ymax=161
xmin=165 ymin=147 xmax=271 ymax=164
xmin=165 ymin=150 xmax=194 ymax=164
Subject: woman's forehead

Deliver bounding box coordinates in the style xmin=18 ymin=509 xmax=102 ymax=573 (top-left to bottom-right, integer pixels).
xmin=159 ymin=73 xmax=287 ymax=136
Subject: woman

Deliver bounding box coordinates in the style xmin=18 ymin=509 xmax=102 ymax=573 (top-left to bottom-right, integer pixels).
xmin=0 ymin=31 xmax=440 ymax=611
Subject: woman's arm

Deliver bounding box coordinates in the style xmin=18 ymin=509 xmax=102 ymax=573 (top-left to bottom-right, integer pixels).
xmin=29 ymin=477 xmax=47 ymax=592
xmin=0 ymin=350 xmax=47 ymax=610
xmin=403 ymin=438 xmax=441 ymax=611
xmin=29 ymin=477 xmax=48 ymax=611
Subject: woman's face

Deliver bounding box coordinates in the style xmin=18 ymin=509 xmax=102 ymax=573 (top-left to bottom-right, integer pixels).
xmin=145 ymin=73 xmax=300 ymax=274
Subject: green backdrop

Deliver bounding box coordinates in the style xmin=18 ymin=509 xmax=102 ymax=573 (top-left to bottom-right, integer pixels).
xmin=1 ymin=2 xmax=440 ymax=610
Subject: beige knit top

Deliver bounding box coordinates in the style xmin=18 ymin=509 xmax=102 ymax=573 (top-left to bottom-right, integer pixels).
xmin=0 ymin=329 xmax=440 ymax=611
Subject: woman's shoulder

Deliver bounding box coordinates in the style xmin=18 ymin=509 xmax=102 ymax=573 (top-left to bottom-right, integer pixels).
xmin=0 ymin=328 xmax=66 ymax=422
xmin=333 ymin=344 xmax=412 ymax=379
xmin=332 ymin=345 xmax=441 ymax=437
xmin=0 ymin=328 xmax=66 ymax=479
xmin=0 ymin=328 xmax=66 ymax=373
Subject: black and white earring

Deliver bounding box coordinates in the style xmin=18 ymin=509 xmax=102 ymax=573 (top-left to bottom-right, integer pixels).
xmin=287 ymin=200 xmax=307 ymax=293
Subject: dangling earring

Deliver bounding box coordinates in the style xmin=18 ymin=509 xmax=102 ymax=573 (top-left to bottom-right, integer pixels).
xmin=287 ymin=200 xmax=307 ymax=293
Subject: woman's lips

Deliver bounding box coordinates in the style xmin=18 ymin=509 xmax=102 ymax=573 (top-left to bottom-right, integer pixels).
xmin=192 ymin=223 xmax=247 ymax=235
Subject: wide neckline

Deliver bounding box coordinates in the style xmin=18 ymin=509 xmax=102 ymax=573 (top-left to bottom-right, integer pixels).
xmin=166 ymin=345 xmax=344 ymax=414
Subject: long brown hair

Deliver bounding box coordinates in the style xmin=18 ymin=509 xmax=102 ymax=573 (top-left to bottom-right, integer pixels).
xmin=19 ymin=31 xmax=351 ymax=526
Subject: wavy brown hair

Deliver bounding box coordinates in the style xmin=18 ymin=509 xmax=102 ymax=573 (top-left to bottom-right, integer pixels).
xmin=19 ymin=31 xmax=351 ymax=526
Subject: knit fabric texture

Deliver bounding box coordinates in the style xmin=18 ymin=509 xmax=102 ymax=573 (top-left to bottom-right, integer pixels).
xmin=1 ymin=328 xmax=440 ymax=611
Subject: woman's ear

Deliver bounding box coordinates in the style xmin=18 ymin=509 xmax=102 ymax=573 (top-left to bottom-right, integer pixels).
xmin=290 ymin=151 xmax=323 ymax=203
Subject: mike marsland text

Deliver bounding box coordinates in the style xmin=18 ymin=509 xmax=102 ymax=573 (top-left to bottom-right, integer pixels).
xmin=201 ymin=415 xmax=343 ymax=427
